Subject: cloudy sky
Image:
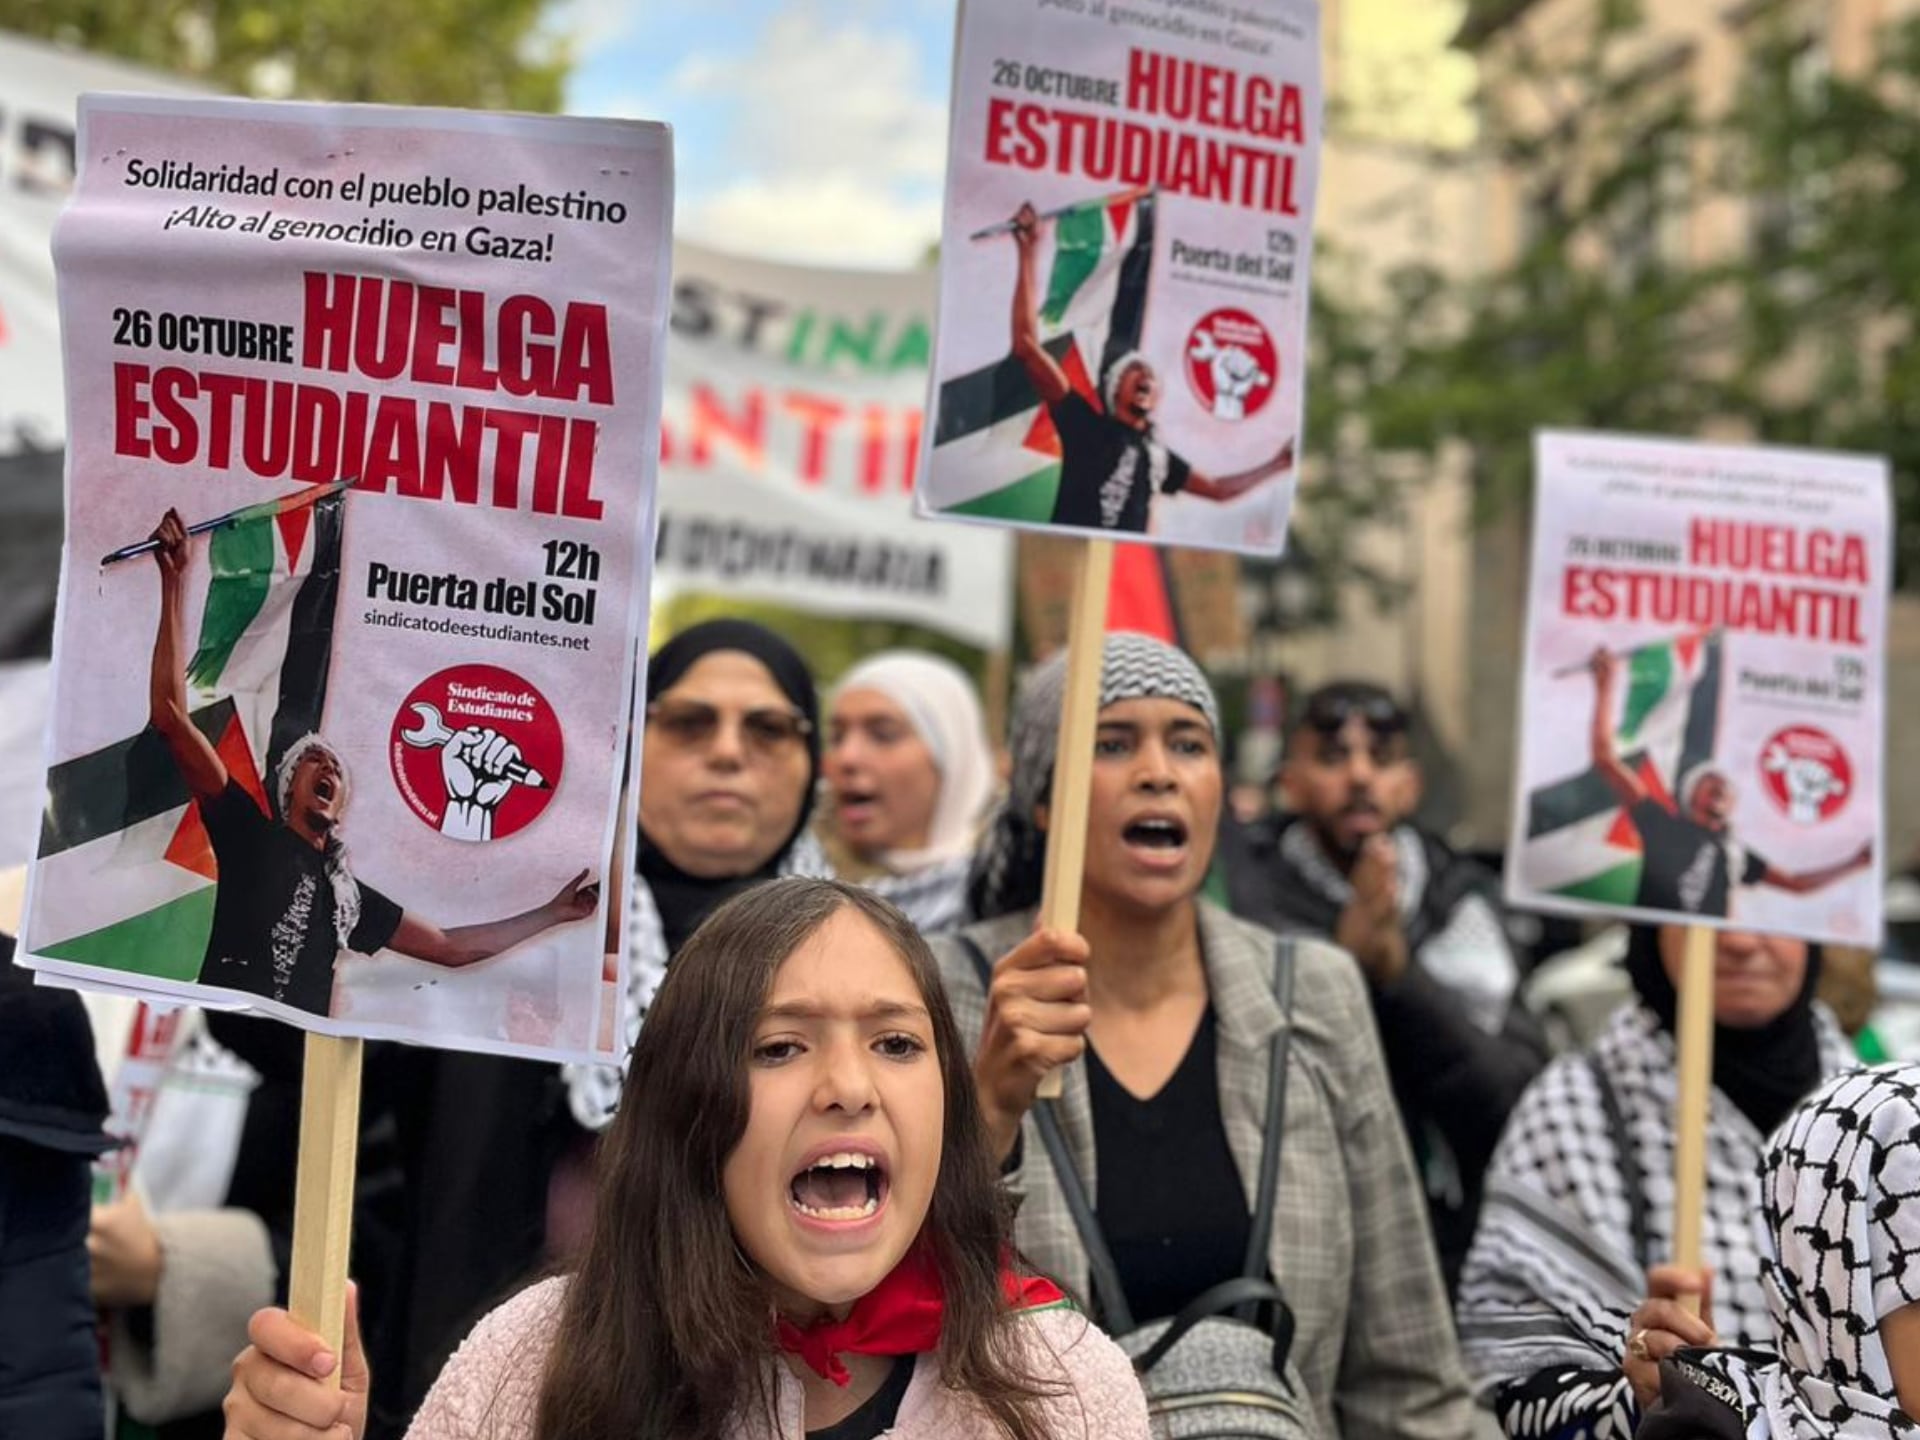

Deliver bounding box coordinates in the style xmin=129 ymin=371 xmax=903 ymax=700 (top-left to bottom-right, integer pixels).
xmin=562 ymin=0 xmax=1471 ymax=269
xmin=564 ymin=0 xmax=952 ymax=268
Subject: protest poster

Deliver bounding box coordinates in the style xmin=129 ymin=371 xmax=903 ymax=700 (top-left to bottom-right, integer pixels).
xmin=916 ymin=0 xmax=1321 ymax=554
xmin=19 ymin=94 xmax=672 ymax=1066
xmin=657 ymin=243 xmax=1012 ymax=651
xmin=1507 ymin=430 xmax=1888 ymax=947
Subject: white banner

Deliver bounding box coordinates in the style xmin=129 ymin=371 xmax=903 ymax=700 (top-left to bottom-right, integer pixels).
xmin=657 ymin=243 xmax=1012 ymax=650
xmin=0 ymin=33 xmax=196 ymax=454
xmin=1507 ymin=430 xmax=1889 ymax=947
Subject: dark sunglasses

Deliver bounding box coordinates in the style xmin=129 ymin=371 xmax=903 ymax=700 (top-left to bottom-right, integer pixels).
xmin=646 ymin=700 xmax=813 ymax=754
xmin=1301 ymin=691 xmax=1407 ymax=737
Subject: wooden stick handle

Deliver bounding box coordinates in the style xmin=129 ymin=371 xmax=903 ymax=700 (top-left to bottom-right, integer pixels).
xmin=1670 ymin=923 xmax=1715 ymax=1316
xmin=1035 ymin=538 xmax=1114 ymax=1101
xmin=288 ymin=1033 xmax=363 ymax=1386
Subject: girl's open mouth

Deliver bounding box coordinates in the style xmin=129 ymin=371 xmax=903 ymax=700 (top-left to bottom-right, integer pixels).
xmin=788 ymin=1151 xmax=889 ymax=1223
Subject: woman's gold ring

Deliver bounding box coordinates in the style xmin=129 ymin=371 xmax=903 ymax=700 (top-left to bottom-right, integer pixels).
xmin=1627 ymin=1328 xmax=1652 ymax=1362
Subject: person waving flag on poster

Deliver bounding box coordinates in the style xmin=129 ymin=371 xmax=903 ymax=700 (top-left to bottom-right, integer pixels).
xmin=1005 ymin=200 xmax=1295 ymax=534
xmin=145 ymin=508 xmax=598 ymax=1017
xmin=1587 ymin=644 xmax=1872 ymax=919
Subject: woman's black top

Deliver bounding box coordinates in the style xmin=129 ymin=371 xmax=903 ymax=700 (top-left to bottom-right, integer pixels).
xmin=806 ymin=1356 xmax=914 ymax=1440
xmin=1086 ymin=1005 xmax=1252 ymax=1324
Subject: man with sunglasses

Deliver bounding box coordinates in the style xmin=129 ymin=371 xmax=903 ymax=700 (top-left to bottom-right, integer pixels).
xmin=1222 ymin=679 xmax=1546 ymax=1295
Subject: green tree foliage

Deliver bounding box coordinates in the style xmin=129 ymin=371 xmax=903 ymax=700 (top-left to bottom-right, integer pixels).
xmin=1353 ymin=5 xmax=1920 ymax=584
xmin=0 ymin=0 xmax=568 ymax=110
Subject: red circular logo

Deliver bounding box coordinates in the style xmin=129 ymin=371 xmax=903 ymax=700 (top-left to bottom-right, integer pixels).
xmin=388 ymin=665 xmax=564 ymax=842
xmin=1759 ymin=725 xmax=1852 ymax=826
xmin=1184 ymin=308 xmax=1278 ymax=422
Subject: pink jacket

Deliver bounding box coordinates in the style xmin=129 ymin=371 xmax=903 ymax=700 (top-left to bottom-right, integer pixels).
xmin=409 ymin=1276 xmax=1150 ymax=1439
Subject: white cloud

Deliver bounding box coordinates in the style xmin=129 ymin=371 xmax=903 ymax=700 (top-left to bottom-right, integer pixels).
xmin=680 ymin=175 xmax=941 ymax=267
xmin=667 ymin=2 xmax=948 ymax=253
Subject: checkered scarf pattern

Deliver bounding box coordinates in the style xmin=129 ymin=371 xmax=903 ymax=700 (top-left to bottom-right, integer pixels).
xmin=968 ymin=632 xmax=1219 ymax=921
xmin=561 ymin=832 xmax=834 ymax=1130
xmin=1694 ymin=1064 xmax=1920 ymax=1438
xmin=1457 ymin=1003 xmax=1852 ymax=1437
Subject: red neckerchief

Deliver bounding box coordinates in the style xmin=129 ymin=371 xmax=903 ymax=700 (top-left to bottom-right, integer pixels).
xmin=773 ymin=1246 xmax=1067 ymax=1387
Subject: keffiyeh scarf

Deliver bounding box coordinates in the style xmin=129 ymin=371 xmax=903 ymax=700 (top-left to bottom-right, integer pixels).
xmin=562 ymin=831 xmax=832 ymax=1130
xmin=1457 ymin=1003 xmax=1851 ymax=1439
xmin=1686 ymin=1064 xmax=1920 ymax=1438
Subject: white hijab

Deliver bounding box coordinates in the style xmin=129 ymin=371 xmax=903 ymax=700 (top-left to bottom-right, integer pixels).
xmin=830 ymin=651 xmax=995 ymax=873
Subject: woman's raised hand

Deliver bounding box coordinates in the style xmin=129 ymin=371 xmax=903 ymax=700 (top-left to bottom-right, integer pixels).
xmin=973 ymin=926 xmax=1092 ymax=1162
xmin=223 ymin=1288 xmax=369 ymax=1440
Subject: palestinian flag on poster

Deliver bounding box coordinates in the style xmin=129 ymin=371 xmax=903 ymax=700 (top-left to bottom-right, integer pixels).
xmin=27 ymin=486 xmax=346 ymax=982
xmin=931 ymin=190 xmax=1156 ymax=522
xmin=1519 ymin=631 xmax=1722 ymax=906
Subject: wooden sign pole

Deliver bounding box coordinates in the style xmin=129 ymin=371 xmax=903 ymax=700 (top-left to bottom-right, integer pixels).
xmin=1035 ymin=537 xmax=1114 ymax=1099
xmin=288 ymin=1033 xmax=363 ymax=1382
xmin=1670 ymin=923 xmax=1715 ymax=1316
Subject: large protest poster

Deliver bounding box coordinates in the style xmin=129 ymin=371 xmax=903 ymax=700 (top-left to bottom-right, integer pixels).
xmin=1508 ymin=431 xmax=1887 ymax=946
xmin=657 ymin=244 xmax=1012 ymax=650
xmin=916 ymin=0 xmax=1321 ymax=554
xmin=20 ymin=95 xmax=671 ymax=1064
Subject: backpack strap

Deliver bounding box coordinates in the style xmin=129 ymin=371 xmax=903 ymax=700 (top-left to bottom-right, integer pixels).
xmin=1130 ymin=1274 xmax=1296 ymax=1382
xmin=1236 ymin=935 xmax=1296 ymax=1319
xmin=952 ymin=934 xmax=1137 ymax=1334
xmin=1585 ymin=1052 xmax=1652 ymax=1275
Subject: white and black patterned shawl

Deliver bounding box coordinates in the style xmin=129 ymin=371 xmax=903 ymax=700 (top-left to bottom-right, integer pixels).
xmin=1457 ymin=1001 xmax=1851 ymax=1439
xmin=560 ymin=832 xmax=833 ymax=1130
xmin=1679 ymin=1064 xmax=1920 ymax=1439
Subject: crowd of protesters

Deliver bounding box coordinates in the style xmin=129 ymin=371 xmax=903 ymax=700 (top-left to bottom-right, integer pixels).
xmin=2 ymin=613 xmax=1912 ymax=1440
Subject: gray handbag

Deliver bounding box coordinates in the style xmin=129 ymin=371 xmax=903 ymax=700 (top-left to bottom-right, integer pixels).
xmin=962 ymin=937 xmax=1312 ymax=1438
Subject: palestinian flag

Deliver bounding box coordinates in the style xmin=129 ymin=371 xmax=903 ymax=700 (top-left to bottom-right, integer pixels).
xmin=27 ymin=487 xmax=345 ymax=981
xmin=1519 ymin=631 xmax=1722 ymax=906
xmin=930 ymin=191 xmax=1156 ymax=522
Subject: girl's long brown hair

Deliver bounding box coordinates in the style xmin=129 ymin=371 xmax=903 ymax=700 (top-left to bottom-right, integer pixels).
xmin=535 ymin=878 xmax=1059 ymax=1440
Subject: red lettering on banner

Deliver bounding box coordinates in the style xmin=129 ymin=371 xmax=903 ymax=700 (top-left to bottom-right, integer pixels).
xmin=782 ymin=392 xmax=846 ymax=486
xmin=1687 ymin=518 xmax=1869 ymax=584
xmin=691 ymin=384 xmax=766 ymax=469
xmin=1560 ymin=563 xmax=1865 ymax=644
xmin=111 ymin=362 xmax=607 ymax=519
xmin=300 ymin=273 xmax=614 ymax=405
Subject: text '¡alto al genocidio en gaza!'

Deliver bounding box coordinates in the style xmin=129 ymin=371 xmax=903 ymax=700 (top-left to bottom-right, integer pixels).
xmin=111 ymin=273 xmax=615 ymax=520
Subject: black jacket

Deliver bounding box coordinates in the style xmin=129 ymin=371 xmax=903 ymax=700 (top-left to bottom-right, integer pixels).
xmin=0 ymin=932 xmax=112 ymax=1154
xmin=1220 ymin=815 xmax=1548 ymax=1293
xmin=0 ymin=933 xmax=111 ymax=1439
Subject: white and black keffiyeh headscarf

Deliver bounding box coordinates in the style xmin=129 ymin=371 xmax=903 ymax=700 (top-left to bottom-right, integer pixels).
xmin=1457 ymin=1001 xmax=1852 ymax=1440
xmin=1687 ymin=1064 xmax=1920 ymax=1438
xmin=967 ymin=632 xmax=1219 ymax=921
xmin=274 ymin=733 xmax=360 ymax=949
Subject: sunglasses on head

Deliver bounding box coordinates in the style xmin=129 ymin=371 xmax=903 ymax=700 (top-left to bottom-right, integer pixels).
xmin=1301 ymin=691 xmax=1407 ymax=737
xmin=646 ymin=700 xmax=813 ymax=754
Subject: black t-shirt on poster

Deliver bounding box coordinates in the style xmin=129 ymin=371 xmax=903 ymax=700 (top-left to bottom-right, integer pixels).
xmin=1048 ymin=392 xmax=1191 ymax=533
xmin=1087 ymin=1005 xmax=1252 ymax=1324
xmin=197 ymin=780 xmax=403 ymax=1016
xmin=1629 ymin=797 xmax=1768 ymax=918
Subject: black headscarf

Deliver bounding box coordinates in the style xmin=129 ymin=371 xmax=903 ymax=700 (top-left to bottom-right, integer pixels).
xmin=1624 ymin=925 xmax=1825 ymax=1136
xmin=639 ymin=619 xmax=821 ymax=954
